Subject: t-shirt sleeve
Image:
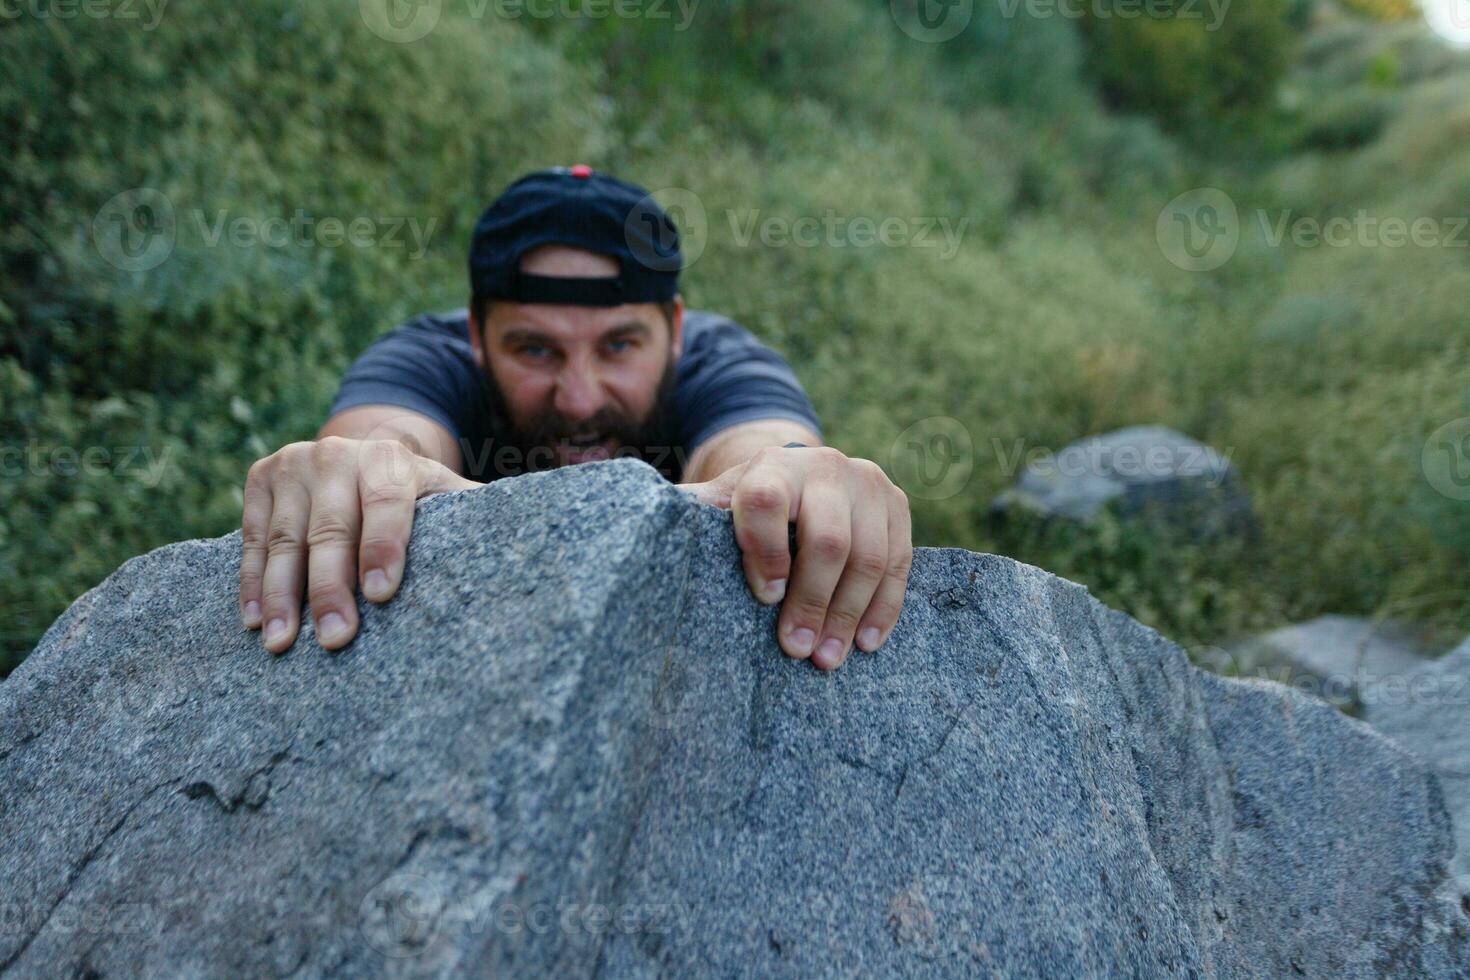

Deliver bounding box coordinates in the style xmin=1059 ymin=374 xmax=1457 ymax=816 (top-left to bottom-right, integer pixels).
xmin=674 ymin=317 xmax=822 ymax=453
xmin=326 ymin=320 xmax=479 ymax=441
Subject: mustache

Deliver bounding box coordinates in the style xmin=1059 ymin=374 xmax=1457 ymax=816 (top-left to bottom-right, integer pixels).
xmin=479 ymin=358 xmax=679 ymax=476
xmin=517 ymin=405 xmax=645 ymax=448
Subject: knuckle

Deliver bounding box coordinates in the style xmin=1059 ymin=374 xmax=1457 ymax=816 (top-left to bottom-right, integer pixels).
xmin=849 ymin=548 xmax=889 ymax=580
xmin=305 ymin=515 xmax=356 ymax=550
xmin=265 ymin=521 xmax=303 ymax=554
xmin=367 ymin=441 xmax=421 ymax=487
xmin=241 ymin=522 xmax=268 ymax=552
xmin=890 ymin=477 xmax=911 ymax=507
xmin=823 ymin=607 xmax=862 ymax=635
xmin=787 ymin=594 xmax=830 ymax=624
xmin=807 ymin=528 xmax=850 ymax=562
xmin=735 ymin=480 xmax=786 ymax=514
xmin=754 ymin=542 xmax=792 ymax=565
xmin=270 ymin=441 xmax=315 ymax=479
xmin=306 ymin=579 xmax=349 ymax=608
xmin=736 ymin=525 xmax=790 ymax=563
xmin=313 ymin=436 xmax=354 ymax=467
xmin=890 ymin=546 xmax=915 ymax=577
xmin=813 ymin=446 xmax=845 ymax=467
xmin=260 ymin=585 xmax=298 ymax=609
xmin=360 ymin=480 xmax=412 ymax=509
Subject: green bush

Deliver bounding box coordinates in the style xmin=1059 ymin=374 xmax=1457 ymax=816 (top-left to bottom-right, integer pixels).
xmin=1078 ymin=0 xmax=1295 ymax=131
xmin=1296 ymin=87 xmax=1395 ymax=149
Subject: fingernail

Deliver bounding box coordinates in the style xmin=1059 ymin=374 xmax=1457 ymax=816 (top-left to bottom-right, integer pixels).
xmin=787 ymin=627 xmax=816 ymax=657
xmin=363 ymin=568 xmax=390 ymax=600
xmin=857 ymin=627 xmax=881 ymax=652
xmin=758 ymin=579 xmax=786 ymax=604
xmin=264 ymin=619 xmax=288 ymax=648
xmin=815 ymin=638 xmax=847 ymax=669
xmin=242 ymin=600 xmax=261 ymax=626
xmin=318 ymin=612 xmax=349 ymax=646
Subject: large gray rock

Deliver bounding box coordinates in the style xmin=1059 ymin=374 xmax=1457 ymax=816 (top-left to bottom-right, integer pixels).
xmin=990 ymin=425 xmax=1254 ymax=537
xmin=1 ymin=459 xmax=1464 ymax=977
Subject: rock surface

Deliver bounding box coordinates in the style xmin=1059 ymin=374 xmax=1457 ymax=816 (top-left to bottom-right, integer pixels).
xmin=1 ymin=459 xmax=1464 ymax=978
xmin=990 ymin=425 xmax=1254 ymax=537
xmin=1368 ymin=637 xmax=1470 ymax=888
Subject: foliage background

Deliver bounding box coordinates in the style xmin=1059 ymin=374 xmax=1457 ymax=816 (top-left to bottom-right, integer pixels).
xmin=3 ymin=0 xmax=1468 ymax=672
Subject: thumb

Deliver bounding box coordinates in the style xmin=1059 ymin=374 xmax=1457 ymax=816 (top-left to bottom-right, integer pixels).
xmin=679 ymin=473 xmax=736 ymax=509
xmin=417 ymin=458 xmax=480 ymax=497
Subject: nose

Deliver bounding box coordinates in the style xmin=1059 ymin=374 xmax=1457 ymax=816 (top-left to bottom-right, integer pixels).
xmin=552 ymin=358 xmax=606 ymax=424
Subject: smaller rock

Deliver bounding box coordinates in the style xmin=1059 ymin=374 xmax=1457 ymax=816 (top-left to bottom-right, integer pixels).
xmin=1367 ymin=636 xmax=1470 ymax=884
xmin=1228 ymin=615 xmax=1436 ymax=713
xmin=990 ymin=425 xmax=1253 ymax=537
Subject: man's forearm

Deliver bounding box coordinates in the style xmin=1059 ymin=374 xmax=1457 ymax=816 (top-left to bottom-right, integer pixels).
xmin=680 ymin=419 xmax=822 ymax=484
xmin=317 ymin=405 xmax=465 ymax=475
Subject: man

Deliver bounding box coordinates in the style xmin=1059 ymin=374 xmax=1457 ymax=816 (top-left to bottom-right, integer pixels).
xmin=238 ymin=167 xmax=912 ymax=671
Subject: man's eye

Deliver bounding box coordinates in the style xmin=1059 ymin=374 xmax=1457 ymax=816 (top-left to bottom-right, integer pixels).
xmin=605 ymin=339 xmax=635 ymax=354
xmin=519 ymin=345 xmax=552 ymax=359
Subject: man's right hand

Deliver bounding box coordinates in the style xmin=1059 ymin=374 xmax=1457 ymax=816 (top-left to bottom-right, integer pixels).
xmin=239 ymin=436 xmax=477 ymax=653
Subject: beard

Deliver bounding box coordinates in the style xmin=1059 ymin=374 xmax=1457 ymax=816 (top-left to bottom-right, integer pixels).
xmin=478 ymin=358 xmax=681 ymax=481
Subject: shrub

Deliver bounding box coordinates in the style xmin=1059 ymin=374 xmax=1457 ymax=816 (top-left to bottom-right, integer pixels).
xmin=1078 ymin=0 xmax=1295 ymax=131
xmin=1296 ymin=87 xmax=1395 ymax=149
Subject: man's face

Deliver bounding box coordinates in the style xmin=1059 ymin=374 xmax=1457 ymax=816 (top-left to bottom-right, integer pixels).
xmin=468 ymin=244 xmax=683 ymax=470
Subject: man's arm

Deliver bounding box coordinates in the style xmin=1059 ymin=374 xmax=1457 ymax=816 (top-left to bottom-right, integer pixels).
xmin=238 ymin=407 xmax=476 ymax=654
xmin=320 ymin=405 xmax=465 ymax=472
xmin=682 ymin=420 xmax=913 ymax=672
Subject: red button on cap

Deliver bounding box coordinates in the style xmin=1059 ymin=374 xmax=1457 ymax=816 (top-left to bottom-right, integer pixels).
xmin=569 ymin=164 xmax=593 ymax=179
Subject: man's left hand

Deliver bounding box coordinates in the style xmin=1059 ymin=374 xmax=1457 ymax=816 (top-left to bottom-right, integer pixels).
xmin=683 ymin=446 xmax=912 ymax=670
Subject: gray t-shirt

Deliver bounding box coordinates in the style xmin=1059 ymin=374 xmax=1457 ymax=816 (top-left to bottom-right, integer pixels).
xmin=328 ymin=308 xmax=820 ymax=482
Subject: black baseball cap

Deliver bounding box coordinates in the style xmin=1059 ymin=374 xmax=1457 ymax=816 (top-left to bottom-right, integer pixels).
xmin=468 ymin=166 xmax=682 ymax=307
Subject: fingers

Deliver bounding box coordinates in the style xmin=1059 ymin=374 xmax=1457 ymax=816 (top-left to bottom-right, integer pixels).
xmin=777 ymin=480 xmax=850 ymax=665
xmin=811 ymin=488 xmax=889 ymax=670
xmin=855 ymin=488 xmax=912 ymax=654
xmin=239 ymin=461 xmax=272 ymax=629
xmin=356 ymin=441 xmax=424 ymax=605
xmin=730 ymin=459 xmax=795 ymax=605
xmin=737 ymin=448 xmax=913 ymax=671
xmin=242 ymin=436 xmax=476 ymax=657
xmin=305 ymin=451 xmax=363 ymax=651
xmin=259 ymin=473 xmax=311 ymax=655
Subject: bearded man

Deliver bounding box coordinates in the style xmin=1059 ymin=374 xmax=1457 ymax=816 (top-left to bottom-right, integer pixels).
xmin=239 ymin=167 xmax=912 ymax=671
